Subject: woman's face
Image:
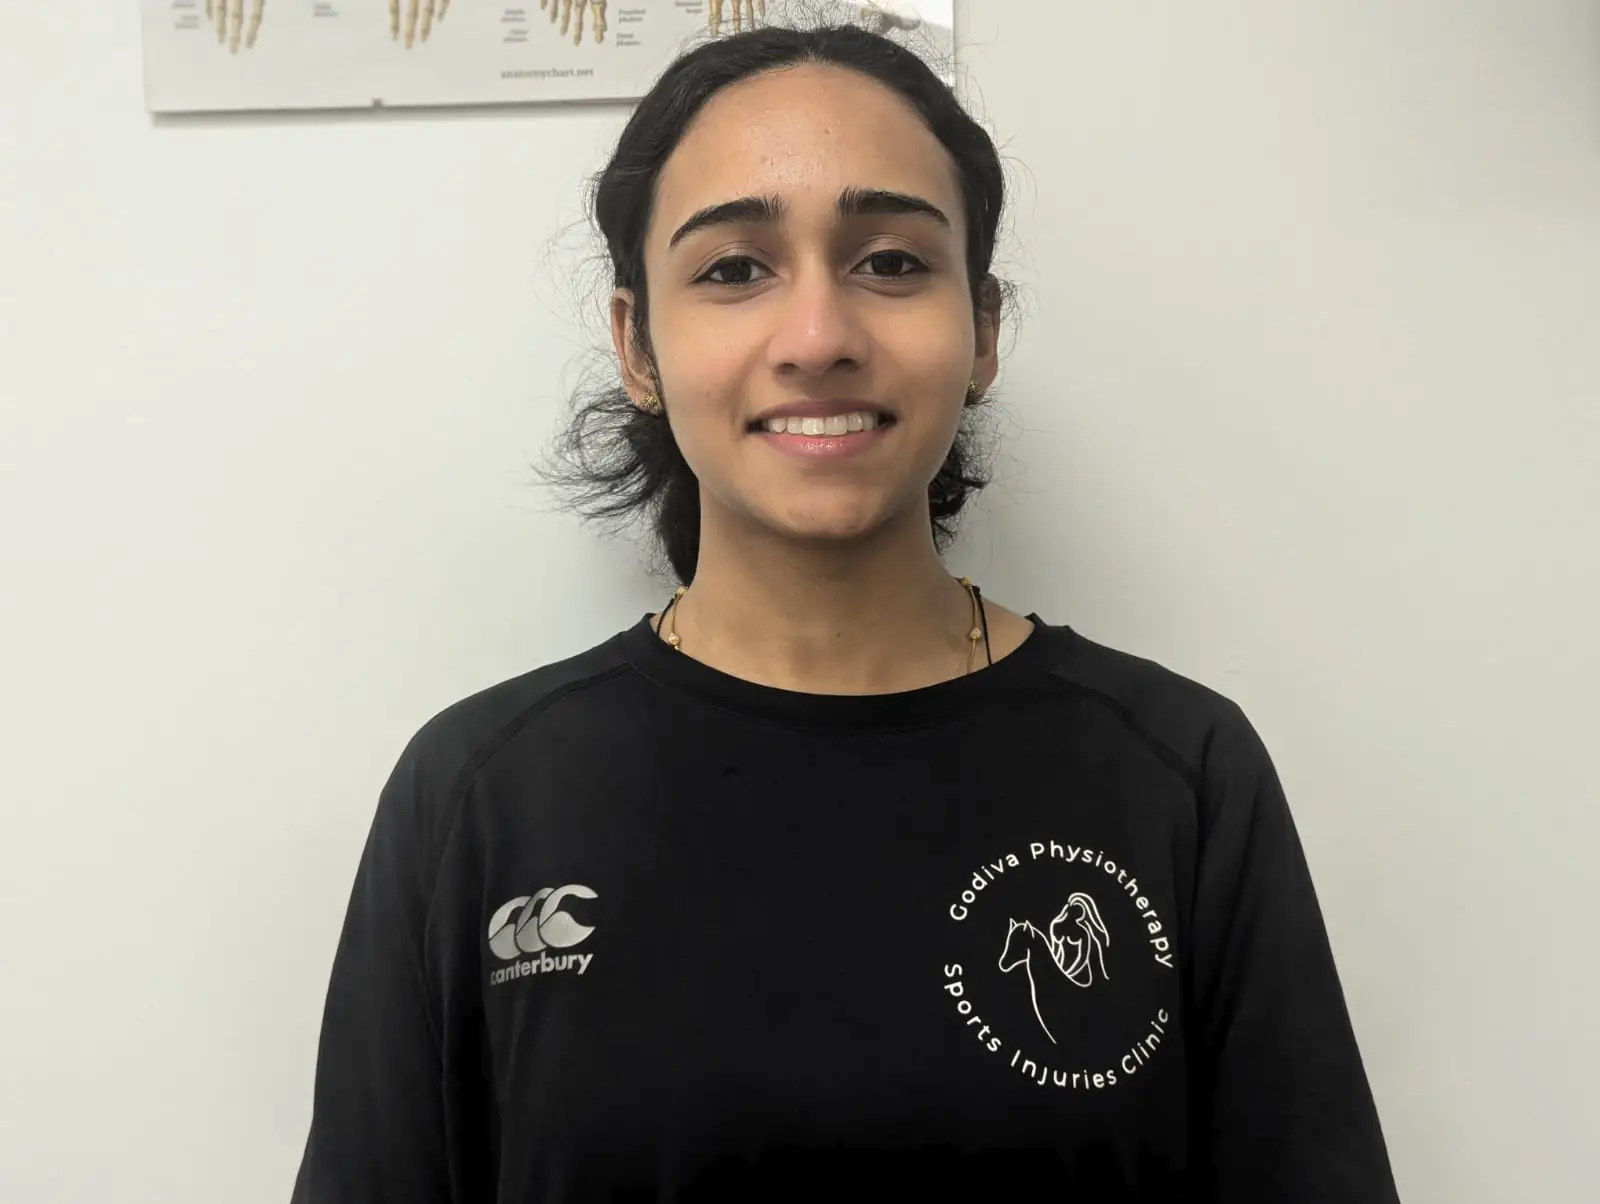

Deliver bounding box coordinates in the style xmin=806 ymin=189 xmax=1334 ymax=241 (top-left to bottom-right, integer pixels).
xmin=614 ymin=63 xmax=999 ymax=551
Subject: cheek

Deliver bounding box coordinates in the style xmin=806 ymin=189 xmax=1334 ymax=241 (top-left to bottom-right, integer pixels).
xmin=651 ymin=313 xmax=747 ymax=411
xmin=890 ymin=338 xmax=974 ymax=435
xmin=650 ymin=338 xmax=748 ymax=476
xmin=881 ymin=299 xmax=976 ymax=386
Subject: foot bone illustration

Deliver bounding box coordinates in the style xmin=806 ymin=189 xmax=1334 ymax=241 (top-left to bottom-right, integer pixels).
xmin=855 ymin=1 xmax=922 ymax=35
xmin=390 ymin=0 xmax=454 ymax=48
xmin=708 ymin=0 xmax=765 ymax=37
xmin=542 ymin=0 xmax=608 ymax=45
xmin=205 ymin=0 xmax=264 ymax=52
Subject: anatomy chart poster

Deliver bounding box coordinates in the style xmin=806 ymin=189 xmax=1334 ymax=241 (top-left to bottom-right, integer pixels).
xmin=141 ymin=2 xmax=954 ymax=114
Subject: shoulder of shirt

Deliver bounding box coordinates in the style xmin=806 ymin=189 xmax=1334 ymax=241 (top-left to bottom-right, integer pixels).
xmin=382 ymin=628 xmax=635 ymax=812
xmin=1039 ymin=622 xmax=1268 ymax=793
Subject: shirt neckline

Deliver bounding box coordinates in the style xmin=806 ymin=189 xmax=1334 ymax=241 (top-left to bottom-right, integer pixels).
xmin=618 ymin=611 xmax=1070 ymax=733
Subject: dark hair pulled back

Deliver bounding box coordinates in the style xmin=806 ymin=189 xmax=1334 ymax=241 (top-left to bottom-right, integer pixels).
xmin=549 ymin=22 xmax=1007 ymax=584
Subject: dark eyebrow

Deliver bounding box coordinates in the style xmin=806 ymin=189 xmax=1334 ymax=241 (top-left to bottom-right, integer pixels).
xmin=837 ymin=186 xmax=951 ymax=228
xmin=666 ymin=187 xmax=950 ymax=250
xmin=668 ymin=195 xmax=787 ymax=250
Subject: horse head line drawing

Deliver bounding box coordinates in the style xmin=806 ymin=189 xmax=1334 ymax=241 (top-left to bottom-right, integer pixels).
xmin=997 ymin=893 xmax=1112 ymax=1044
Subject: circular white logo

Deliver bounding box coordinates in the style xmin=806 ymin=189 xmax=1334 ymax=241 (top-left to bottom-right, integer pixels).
xmin=942 ymin=840 xmax=1176 ymax=1092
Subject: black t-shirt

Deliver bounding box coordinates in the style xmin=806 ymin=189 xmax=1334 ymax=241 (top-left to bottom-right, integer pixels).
xmin=291 ymin=615 xmax=1398 ymax=1203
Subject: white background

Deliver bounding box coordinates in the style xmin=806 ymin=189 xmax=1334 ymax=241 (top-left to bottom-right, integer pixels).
xmin=2 ymin=3 xmax=1597 ymax=1201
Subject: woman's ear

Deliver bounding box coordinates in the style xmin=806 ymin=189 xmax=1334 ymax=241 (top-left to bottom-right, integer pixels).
xmin=971 ymin=274 xmax=1003 ymax=395
xmin=609 ymin=287 xmax=656 ymax=402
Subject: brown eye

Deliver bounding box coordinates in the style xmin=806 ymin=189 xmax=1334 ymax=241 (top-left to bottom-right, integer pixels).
xmin=859 ymin=250 xmax=927 ymax=278
xmin=698 ymin=256 xmax=771 ymax=286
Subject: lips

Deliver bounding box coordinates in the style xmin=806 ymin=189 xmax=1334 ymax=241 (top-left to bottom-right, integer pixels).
xmin=746 ymin=399 xmax=896 ymax=434
xmin=759 ymin=410 xmax=887 ymax=437
xmin=746 ymin=406 xmax=895 ymax=461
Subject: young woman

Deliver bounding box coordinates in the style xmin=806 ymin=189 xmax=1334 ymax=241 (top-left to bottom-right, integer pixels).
xmin=292 ymin=23 xmax=1399 ymax=1203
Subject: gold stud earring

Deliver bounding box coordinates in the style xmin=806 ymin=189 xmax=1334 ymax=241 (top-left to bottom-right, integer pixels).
xmin=966 ymin=380 xmax=983 ymax=404
xmin=637 ymin=392 xmax=662 ymax=415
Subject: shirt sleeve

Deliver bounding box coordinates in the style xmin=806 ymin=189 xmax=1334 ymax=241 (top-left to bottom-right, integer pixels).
xmin=1189 ymin=705 xmax=1400 ymax=1203
xmin=291 ymin=739 xmax=454 ymax=1204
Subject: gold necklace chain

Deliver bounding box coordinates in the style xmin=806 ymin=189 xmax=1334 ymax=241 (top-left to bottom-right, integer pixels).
xmin=660 ymin=576 xmax=989 ymax=676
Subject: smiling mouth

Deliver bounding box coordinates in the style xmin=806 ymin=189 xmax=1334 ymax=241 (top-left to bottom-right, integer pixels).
xmin=747 ymin=411 xmax=896 ymax=436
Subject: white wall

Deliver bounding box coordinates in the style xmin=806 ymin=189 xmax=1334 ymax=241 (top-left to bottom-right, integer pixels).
xmin=2 ymin=3 xmax=1595 ymax=1201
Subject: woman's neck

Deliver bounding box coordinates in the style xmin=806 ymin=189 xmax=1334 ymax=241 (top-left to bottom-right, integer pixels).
xmin=665 ymin=509 xmax=980 ymax=696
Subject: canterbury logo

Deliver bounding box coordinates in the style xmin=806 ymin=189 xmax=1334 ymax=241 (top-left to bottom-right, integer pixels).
xmin=487 ymin=886 xmax=598 ymax=986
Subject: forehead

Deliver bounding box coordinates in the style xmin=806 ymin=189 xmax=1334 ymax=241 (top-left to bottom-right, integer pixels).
xmin=652 ymin=63 xmax=962 ymax=235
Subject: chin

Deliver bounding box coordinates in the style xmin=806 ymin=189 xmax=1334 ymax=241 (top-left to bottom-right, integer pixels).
xmin=761 ymin=495 xmax=909 ymax=546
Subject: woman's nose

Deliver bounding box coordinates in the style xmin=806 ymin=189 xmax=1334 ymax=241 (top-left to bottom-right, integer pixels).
xmin=765 ymin=265 xmax=871 ymax=377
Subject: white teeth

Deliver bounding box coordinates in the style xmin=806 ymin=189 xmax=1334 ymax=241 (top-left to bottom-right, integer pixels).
xmin=763 ymin=411 xmax=882 ymax=436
